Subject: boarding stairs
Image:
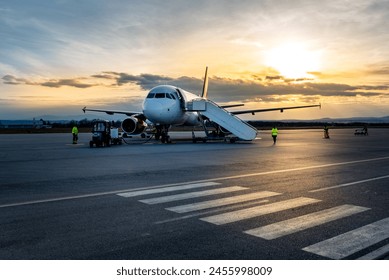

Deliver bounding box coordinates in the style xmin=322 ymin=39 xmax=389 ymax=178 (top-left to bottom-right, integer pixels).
xmin=186 ymin=99 xmax=257 ymax=141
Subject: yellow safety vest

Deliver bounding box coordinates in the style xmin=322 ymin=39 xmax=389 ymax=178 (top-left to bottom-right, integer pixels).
xmin=271 ymin=128 xmax=278 ymax=136
xmin=72 ymin=126 xmax=78 ymax=134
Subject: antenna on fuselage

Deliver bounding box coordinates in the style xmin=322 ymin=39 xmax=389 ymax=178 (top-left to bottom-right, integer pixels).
xmin=201 ymin=66 xmax=209 ymax=99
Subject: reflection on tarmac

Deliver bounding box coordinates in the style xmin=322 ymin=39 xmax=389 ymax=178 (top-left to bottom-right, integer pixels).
xmin=0 ymin=128 xmax=388 ymax=259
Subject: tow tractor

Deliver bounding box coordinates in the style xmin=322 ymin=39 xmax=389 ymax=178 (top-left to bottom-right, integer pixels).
xmin=89 ymin=120 xmax=122 ymax=147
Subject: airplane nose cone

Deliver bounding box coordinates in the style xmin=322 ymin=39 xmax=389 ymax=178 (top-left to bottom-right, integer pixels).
xmin=143 ymin=99 xmax=163 ymax=123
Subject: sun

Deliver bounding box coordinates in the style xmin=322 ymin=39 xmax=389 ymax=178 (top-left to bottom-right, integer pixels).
xmin=265 ymin=43 xmax=321 ymax=79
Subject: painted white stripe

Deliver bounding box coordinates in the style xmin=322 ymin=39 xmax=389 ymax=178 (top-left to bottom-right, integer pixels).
xmin=166 ymin=191 xmax=281 ymax=213
xmin=244 ymin=205 xmax=370 ymax=240
xmin=139 ymin=186 xmax=247 ymax=204
xmin=155 ymin=200 xmax=270 ymax=225
xmin=201 ymin=197 xmax=320 ymax=225
xmin=303 ymin=217 xmax=389 ymax=259
xmin=117 ymin=182 xmax=220 ymax=198
xmin=176 ymin=156 xmax=389 ymax=186
xmin=309 ymin=174 xmax=389 ymax=193
xmin=3 ymin=156 xmax=389 ymax=208
xmin=357 ymin=243 xmax=389 ymax=260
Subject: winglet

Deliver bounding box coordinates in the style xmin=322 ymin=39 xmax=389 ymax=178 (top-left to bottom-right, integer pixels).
xmin=201 ymin=66 xmax=209 ymax=98
xmin=82 ymin=106 xmax=86 ymax=113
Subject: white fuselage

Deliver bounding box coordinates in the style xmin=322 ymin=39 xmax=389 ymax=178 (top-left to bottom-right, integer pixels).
xmin=142 ymin=85 xmax=202 ymax=126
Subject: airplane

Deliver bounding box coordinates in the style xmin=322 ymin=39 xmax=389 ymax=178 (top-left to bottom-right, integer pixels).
xmin=83 ymin=67 xmax=320 ymax=143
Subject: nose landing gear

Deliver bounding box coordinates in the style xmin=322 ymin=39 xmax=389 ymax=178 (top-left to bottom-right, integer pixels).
xmin=155 ymin=125 xmax=172 ymax=144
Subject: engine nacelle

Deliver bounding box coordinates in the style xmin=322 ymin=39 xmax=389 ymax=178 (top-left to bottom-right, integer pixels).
xmin=121 ymin=116 xmax=147 ymax=135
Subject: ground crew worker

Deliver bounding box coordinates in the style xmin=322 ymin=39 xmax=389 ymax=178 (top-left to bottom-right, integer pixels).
xmin=72 ymin=125 xmax=79 ymax=144
xmin=323 ymin=125 xmax=329 ymax=138
xmin=271 ymin=126 xmax=278 ymax=144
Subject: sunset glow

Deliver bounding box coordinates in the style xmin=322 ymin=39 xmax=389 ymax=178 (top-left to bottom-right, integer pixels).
xmin=265 ymin=43 xmax=321 ymax=79
xmin=1 ymin=0 xmax=389 ymax=120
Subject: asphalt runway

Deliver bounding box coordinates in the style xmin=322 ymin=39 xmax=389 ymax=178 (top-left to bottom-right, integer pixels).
xmin=0 ymin=128 xmax=388 ymax=259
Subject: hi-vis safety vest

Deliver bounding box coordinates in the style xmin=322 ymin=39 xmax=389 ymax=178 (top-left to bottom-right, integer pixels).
xmin=72 ymin=126 xmax=78 ymax=134
xmin=271 ymin=128 xmax=278 ymax=136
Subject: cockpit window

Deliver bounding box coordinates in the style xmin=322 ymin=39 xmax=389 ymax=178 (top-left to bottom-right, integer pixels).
xmin=147 ymin=92 xmax=176 ymax=99
xmin=166 ymin=93 xmax=176 ymax=99
xmin=155 ymin=93 xmax=165 ymax=98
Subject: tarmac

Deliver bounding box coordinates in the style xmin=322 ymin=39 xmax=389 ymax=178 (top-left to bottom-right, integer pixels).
xmin=0 ymin=128 xmax=388 ymax=259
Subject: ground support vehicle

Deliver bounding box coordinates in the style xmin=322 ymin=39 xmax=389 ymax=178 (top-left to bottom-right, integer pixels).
xmin=89 ymin=120 xmax=122 ymax=147
xmin=354 ymin=128 xmax=368 ymax=136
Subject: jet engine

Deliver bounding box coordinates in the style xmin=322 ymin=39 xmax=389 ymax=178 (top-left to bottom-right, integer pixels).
xmin=121 ymin=116 xmax=147 ymax=135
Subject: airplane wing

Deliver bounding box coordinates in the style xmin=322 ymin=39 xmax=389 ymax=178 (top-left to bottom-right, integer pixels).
xmin=221 ymin=103 xmax=245 ymax=109
xmin=82 ymin=107 xmax=142 ymax=117
xmin=230 ymin=104 xmax=321 ymax=115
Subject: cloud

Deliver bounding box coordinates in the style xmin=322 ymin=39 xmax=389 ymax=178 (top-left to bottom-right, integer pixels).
xmin=366 ymin=64 xmax=389 ymax=75
xmin=2 ymin=75 xmax=31 ymax=85
xmin=106 ymin=72 xmax=175 ymax=88
xmin=2 ymin=75 xmax=98 ymax=88
xmin=265 ymin=75 xmax=284 ymax=81
xmin=94 ymin=72 xmax=203 ymax=92
xmin=40 ymin=79 xmax=95 ymax=88
xmin=3 ymin=70 xmax=388 ymax=103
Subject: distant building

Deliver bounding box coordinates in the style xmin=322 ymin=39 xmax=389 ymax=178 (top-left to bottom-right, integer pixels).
xmin=0 ymin=119 xmax=51 ymax=129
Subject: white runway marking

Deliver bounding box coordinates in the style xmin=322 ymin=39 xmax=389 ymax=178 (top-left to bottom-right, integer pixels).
xmin=139 ymin=186 xmax=247 ymax=204
xmin=244 ymin=204 xmax=370 ymax=240
xmin=166 ymin=191 xmax=281 ymax=213
xmin=357 ymin=243 xmax=389 ymax=260
xmin=201 ymin=197 xmax=320 ymax=225
xmin=3 ymin=156 xmax=389 ymax=208
xmin=117 ymin=182 xmax=220 ymax=198
xmin=155 ymin=200 xmax=270 ymax=224
xmin=309 ymin=174 xmax=389 ymax=193
xmin=303 ymin=217 xmax=389 ymax=259
xmin=179 ymin=156 xmax=389 ymax=185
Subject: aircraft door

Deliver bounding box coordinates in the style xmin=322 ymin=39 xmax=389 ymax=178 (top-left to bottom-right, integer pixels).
xmin=175 ymin=88 xmax=186 ymax=109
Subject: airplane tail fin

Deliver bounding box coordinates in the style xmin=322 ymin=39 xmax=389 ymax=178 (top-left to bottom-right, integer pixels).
xmin=201 ymin=66 xmax=209 ymax=99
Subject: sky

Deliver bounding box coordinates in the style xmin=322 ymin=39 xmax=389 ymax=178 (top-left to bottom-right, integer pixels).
xmin=1 ymin=0 xmax=389 ymax=120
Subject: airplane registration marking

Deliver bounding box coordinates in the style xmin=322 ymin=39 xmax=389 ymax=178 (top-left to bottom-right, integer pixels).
xmin=303 ymin=217 xmax=389 ymax=259
xmin=117 ymin=182 xmax=220 ymax=198
xmin=166 ymin=191 xmax=281 ymax=213
xmin=244 ymin=204 xmax=370 ymax=240
xmin=201 ymin=197 xmax=320 ymax=225
xmin=139 ymin=186 xmax=247 ymax=204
